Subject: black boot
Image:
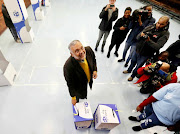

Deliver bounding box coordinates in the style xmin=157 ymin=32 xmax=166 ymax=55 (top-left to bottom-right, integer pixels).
xmin=95 ymin=47 xmax=98 ymax=51
xmin=118 ymin=59 xmax=125 ymax=62
xmin=128 ymin=116 xmax=140 ymax=122
xmin=101 ymin=41 xmax=106 ymax=53
xmin=107 ymin=52 xmax=110 ymax=58
xmin=101 ymin=47 xmax=104 ymax=52
xmin=114 ymin=52 xmax=118 ymax=57
xmin=132 ymin=126 xmax=142 ymax=131
xmin=124 ymin=63 xmax=128 ymax=67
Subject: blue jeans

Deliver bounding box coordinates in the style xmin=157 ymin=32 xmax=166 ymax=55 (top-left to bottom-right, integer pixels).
xmin=125 ymin=45 xmax=136 ymax=64
xmin=138 ymin=104 xmax=165 ymax=129
xmin=127 ymin=52 xmax=149 ymax=78
xmin=122 ymin=42 xmax=131 ymax=60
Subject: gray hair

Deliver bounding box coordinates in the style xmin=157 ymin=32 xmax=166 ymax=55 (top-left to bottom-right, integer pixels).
xmin=68 ymin=40 xmax=80 ymax=51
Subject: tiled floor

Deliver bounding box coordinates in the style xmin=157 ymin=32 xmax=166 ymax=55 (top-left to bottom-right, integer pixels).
xmin=0 ymin=0 xmax=179 ymax=134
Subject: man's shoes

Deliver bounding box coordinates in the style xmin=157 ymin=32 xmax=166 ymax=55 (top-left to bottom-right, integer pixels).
xmin=114 ymin=52 xmax=118 ymax=57
xmin=124 ymin=63 xmax=128 ymax=67
xmin=132 ymin=126 xmax=142 ymax=131
xmin=95 ymin=47 xmax=98 ymax=51
xmin=128 ymin=77 xmax=133 ymax=81
xmin=128 ymin=116 xmax=140 ymax=122
xmin=118 ymin=59 xmax=125 ymax=62
xmin=16 ymin=38 xmax=21 ymax=43
xmin=107 ymin=52 xmax=110 ymax=58
xmin=123 ymin=70 xmax=130 ymax=74
xmin=101 ymin=48 xmax=104 ymax=53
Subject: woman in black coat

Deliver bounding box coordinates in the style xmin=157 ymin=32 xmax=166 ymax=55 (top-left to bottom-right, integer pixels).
xmin=107 ymin=7 xmax=132 ymax=58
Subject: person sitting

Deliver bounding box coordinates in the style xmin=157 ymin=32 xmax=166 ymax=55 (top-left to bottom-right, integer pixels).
xmin=128 ymin=83 xmax=180 ymax=132
xmin=136 ymin=62 xmax=177 ymax=94
xmin=166 ymin=35 xmax=180 ymax=67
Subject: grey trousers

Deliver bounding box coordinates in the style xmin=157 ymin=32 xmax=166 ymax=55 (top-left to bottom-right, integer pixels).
xmin=95 ymin=30 xmax=110 ymax=49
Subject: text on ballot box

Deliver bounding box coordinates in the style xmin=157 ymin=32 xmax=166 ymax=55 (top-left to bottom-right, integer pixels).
xmin=72 ymin=101 xmax=93 ymax=129
xmin=94 ymin=104 xmax=121 ymax=130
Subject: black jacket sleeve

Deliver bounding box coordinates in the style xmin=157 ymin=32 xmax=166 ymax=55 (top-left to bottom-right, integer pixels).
xmin=99 ymin=7 xmax=108 ymax=19
xmin=147 ymin=31 xmax=170 ymax=51
xmin=113 ymin=18 xmax=123 ymax=31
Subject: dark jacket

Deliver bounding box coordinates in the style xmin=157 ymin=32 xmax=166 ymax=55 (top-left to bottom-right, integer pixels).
xmin=2 ymin=4 xmax=14 ymax=28
xmin=63 ymin=46 xmax=97 ymax=99
xmin=112 ymin=16 xmax=131 ymax=40
xmin=166 ymin=40 xmax=180 ymax=60
xmin=98 ymin=6 xmax=118 ymax=31
xmin=126 ymin=15 xmax=155 ymax=45
xmin=136 ymin=24 xmax=170 ymax=56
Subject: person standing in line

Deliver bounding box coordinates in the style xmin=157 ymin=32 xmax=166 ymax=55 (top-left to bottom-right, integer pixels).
xmin=123 ymin=16 xmax=170 ymax=81
xmin=118 ymin=5 xmax=155 ymax=67
xmin=107 ymin=7 xmax=132 ymax=58
xmin=95 ymin=0 xmax=118 ymax=53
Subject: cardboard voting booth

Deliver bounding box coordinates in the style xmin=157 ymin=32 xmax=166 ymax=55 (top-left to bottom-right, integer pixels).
xmin=4 ymin=0 xmax=34 ymax=43
xmin=31 ymin=0 xmax=44 ymax=20
xmin=0 ymin=50 xmax=17 ymax=86
xmin=72 ymin=101 xmax=93 ymax=129
xmin=43 ymin=0 xmax=50 ymax=7
xmin=94 ymin=104 xmax=121 ymax=130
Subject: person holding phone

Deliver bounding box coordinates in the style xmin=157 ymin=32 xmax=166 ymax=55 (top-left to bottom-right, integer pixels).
xmin=107 ymin=7 xmax=132 ymax=58
xmin=95 ymin=0 xmax=118 ymax=52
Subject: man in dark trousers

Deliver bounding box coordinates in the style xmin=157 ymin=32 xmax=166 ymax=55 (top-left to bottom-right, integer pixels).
xmin=64 ymin=40 xmax=97 ymax=105
xmin=95 ymin=0 xmax=118 ymax=52
xmin=1 ymin=3 xmax=21 ymax=43
xmin=107 ymin=7 xmax=132 ymax=58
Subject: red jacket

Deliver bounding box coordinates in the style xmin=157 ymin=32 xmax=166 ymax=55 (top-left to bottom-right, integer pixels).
xmin=135 ymin=65 xmax=178 ymax=89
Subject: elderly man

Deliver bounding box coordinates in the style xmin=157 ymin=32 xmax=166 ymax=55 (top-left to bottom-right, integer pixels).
xmin=128 ymin=83 xmax=180 ymax=132
xmin=123 ymin=16 xmax=170 ymax=81
xmin=63 ymin=40 xmax=97 ymax=105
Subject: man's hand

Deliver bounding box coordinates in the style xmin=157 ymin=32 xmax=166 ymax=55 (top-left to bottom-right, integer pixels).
xmin=144 ymin=65 xmax=150 ymax=71
xmin=138 ymin=15 xmax=142 ymax=26
xmin=120 ymin=26 xmax=126 ymax=30
xmin=141 ymin=32 xmax=145 ymax=37
xmin=155 ymin=82 xmax=162 ymax=88
xmin=93 ymin=71 xmax=97 ymax=79
xmin=146 ymin=36 xmax=150 ymax=42
xmin=72 ymin=97 xmax=77 ymax=105
xmin=105 ymin=4 xmax=110 ymax=11
xmin=136 ymin=106 xmax=143 ymax=112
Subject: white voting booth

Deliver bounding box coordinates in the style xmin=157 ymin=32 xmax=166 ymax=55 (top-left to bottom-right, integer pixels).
xmin=4 ymin=0 xmax=34 ymax=43
xmin=0 ymin=50 xmax=17 ymax=86
xmin=43 ymin=0 xmax=51 ymax=6
xmin=31 ymin=0 xmax=44 ymax=20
